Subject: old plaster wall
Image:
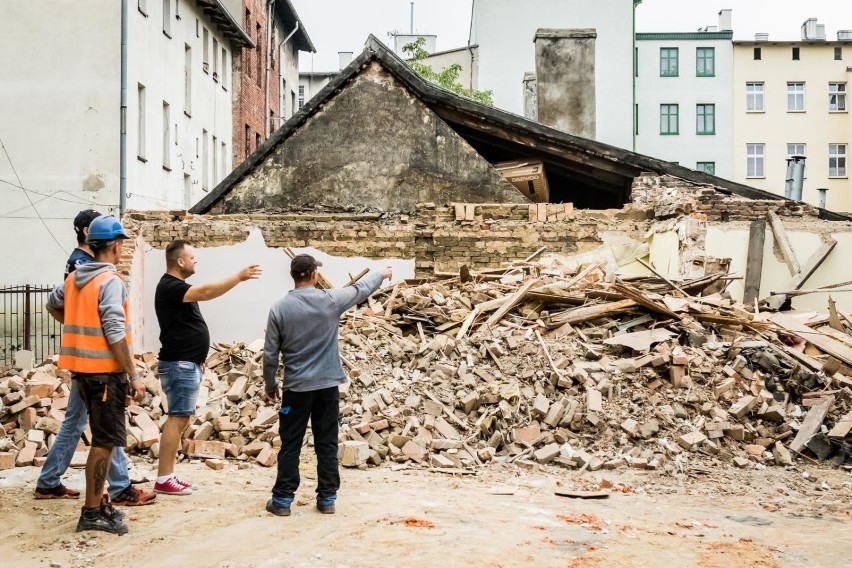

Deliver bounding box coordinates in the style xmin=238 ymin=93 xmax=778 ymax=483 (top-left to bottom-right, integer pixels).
xmin=214 ymin=62 xmax=527 ymax=213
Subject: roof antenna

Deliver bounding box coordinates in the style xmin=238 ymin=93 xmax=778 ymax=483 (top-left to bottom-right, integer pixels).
xmin=410 ymin=1 xmax=414 ymax=34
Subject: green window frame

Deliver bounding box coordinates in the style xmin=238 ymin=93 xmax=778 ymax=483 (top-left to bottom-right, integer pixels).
xmin=696 ymin=47 xmax=715 ymax=76
xmin=696 ymin=104 xmax=715 ymax=135
xmin=660 ymin=104 xmax=679 ymax=134
xmin=696 ymin=162 xmax=715 ymax=175
xmin=660 ymin=48 xmax=678 ymax=77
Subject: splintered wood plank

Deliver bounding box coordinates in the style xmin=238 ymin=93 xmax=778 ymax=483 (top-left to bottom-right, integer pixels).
xmin=766 ymin=211 xmax=800 ymax=275
xmin=484 ymin=278 xmax=541 ymax=327
xmin=743 ymin=219 xmax=766 ymax=304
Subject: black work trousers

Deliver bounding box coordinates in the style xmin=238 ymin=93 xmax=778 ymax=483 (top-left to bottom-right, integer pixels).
xmin=272 ymin=386 xmax=340 ymax=500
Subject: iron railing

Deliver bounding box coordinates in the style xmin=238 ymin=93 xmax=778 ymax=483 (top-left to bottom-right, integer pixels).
xmin=0 ymin=285 xmax=61 ymax=367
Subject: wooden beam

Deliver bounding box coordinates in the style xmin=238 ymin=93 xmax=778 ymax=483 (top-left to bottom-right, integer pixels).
xmin=787 ymin=239 xmax=837 ymax=292
xmin=766 ymin=212 xmax=800 ymax=275
xmin=547 ymin=299 xmax=638 ymax=327
xmin=789 ymin=396 xmax=834 ymax=453
xmin=484 ymin=278 xmax=541 ymax=327
xmin=743 ymin=220 xmax=766 ymax=304
xmin=770 ymin=312 xmax=852 ymax=366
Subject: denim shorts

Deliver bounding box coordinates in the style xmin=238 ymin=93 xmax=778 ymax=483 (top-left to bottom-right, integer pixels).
xmin=158 ymin=361 xmax=202 ymax=416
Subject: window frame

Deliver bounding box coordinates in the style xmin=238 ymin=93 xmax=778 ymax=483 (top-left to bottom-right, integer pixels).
xmin=162 ymin=0 xmax=171 ymax=38
xmin=696 ymin=162 xmax=715 ymax=175
xmin=660 ymin=47 xmax=679 ymax=77
xmin=829 ymin=82 xmax=847 ymax=113
xmin=835 ymin=47 xmax=843 ymax=61
xmin=138 ymin=0 xmax=148 ymax=16
xmin=137 ymin=84 xmax=147 ymax=162
xmin=202 ymin=27 xmax=209 ymax=73
xmin=746 ymin=82 xmax=765 ymax=113
xmin=660 ymin=104 xmax=679 ymax=135
xmin=162 ymin=101 xmax=171 ymax=170
xmin=829 ymin=143 xmax=847 ymax=178
xmin=753 ymin=47 xmax=761 ymax=60
xmin=696 ymin=47 xmax=715 ymax=77
xmin=696 ymin=104 xmax=716 ymax=135
xmin=787 ymin=82 xmax=805 ymax=112
xmin=184 ymin=44 xmax=192 ymax=117
xmin=746 ymin=143 xmax=765 ymax=178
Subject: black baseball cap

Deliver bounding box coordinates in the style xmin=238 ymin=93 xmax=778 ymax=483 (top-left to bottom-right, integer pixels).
xmin=73 ymin=209 xmax=102 ymax=233
xmin=290 ymin=254 xmax=322 ymax=278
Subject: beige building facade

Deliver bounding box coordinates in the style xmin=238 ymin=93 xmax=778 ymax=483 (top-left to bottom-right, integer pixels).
xmin=733 ymin=37 xmax=852 ymax=212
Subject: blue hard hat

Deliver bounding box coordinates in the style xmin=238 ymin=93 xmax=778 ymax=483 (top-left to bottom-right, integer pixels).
xmin=87 ymin=215 xmax=130 ymax=242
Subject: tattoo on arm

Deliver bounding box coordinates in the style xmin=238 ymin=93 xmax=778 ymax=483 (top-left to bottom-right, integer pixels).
xmin=93 ymin=457 xmax=109 ymax=496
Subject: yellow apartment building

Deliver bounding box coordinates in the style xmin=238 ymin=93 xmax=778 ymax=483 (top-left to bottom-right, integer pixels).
xmin=733 ymin=22 xmax=852 ymax=213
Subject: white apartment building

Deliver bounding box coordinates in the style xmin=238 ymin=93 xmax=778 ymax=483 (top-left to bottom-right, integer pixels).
xmin=733 ymin=19 xmax=852 ymax=212
xmin=636 ymin=11 xmax=734 ymax=179
xmin=0 ymin=0 xmax=252 ymax=285
xmin=470 ymin=0 xmax=636 ymax=149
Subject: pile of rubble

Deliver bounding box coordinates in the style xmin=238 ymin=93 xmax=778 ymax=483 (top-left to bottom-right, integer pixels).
xmin=1 ymin=258 xmax=851 ymax=476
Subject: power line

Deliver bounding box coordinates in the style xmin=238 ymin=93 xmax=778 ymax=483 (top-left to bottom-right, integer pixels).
xmin=0 ymin=136 xmax=68 ymax=255
xmin=0 ymin=178 xmax=114 ymax=207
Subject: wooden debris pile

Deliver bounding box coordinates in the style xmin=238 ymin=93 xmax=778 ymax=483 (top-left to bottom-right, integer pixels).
xmin=1 ymin=258 xmax=851 ymax=475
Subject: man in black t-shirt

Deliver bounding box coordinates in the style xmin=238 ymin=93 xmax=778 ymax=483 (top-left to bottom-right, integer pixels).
xmin=153 ymin=240 xmax=261 ymax=495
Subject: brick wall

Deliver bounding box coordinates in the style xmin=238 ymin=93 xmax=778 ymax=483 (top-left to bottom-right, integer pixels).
xmin=632 ymin=174 xmax=820 ymax=221
xmin=232 ymin=0 xmax=280 ymax=168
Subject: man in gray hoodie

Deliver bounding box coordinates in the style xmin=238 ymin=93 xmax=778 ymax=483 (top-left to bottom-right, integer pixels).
xmin=47 ymin=215 xmax=145 ymax=535
xmin=263 ymin=254 xmax=391 ymax=516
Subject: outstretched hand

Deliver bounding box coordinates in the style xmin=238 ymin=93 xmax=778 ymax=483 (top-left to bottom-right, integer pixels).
xmin=238 ymin=264 xmax=263 ymax=281
xmin=381 ymin=266 xmax=393 ymax=281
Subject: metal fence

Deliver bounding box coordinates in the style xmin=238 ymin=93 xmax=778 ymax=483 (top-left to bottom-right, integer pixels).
xmin=0 ymin=285 xmax=61 ymax=367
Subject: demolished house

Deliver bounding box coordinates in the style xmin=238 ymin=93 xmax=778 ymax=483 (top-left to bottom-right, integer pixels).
xmin=2 ymin=37 xmax=852 ymax=476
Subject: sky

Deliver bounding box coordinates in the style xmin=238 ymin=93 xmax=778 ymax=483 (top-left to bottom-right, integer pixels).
xmin=290 ymin=0 xmax=852 ymax=72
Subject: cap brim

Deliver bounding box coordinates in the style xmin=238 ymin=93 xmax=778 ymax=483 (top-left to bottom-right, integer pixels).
xmin=315 ymin=260 xmax=323 ymax=267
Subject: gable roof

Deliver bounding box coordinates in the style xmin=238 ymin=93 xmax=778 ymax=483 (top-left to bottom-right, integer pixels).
xmin=191 ymin=35 xmax=847 ymax=220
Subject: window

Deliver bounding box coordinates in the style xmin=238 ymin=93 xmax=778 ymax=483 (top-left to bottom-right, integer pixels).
xmin=138 ymin=0 xmax=147 ymax=16
xmin=634 ymin=103 xmax=638 ymax=135
xmin=298 ymin=85 xmax=305 ymax=109
xmin=184 ymin=44 xmax=191 ymax=115
xmin=746 ymin=82 xmax=764 ymax=112
xmin=696 ymin=104 xmax=715 ymax=134
xmin=792 ymin=47 xmax=800 ymax=60
xmin=829 ymin=144 xmax=847 ymax=177
xmin=634 ymin=47 xmax=638 ymax=77
xmin=835 ymin=47 xmax=843 ymax=61
xmin=282 ymin=78 xmax=287 ymax=116
xmin=202 ymin=129 xmax=209 ymax=190
xmin=660 ymin=48 xmax=678 ymax=77
xmin=137 ymin=84 xmax=146 ymax=160
xmin=175 ymin=0 xmax=180 ymax=19
xmin=244 ymin=125 xmax=250 ymax=158
xmin=291 ymin=90 xmax=296 ymax=116
xmin=212 ymin=135 xmax=218 ymax=184
xmin=162 ymin=0 xmax=171 ymax=37
xmin=255 ymin=132 xmax=261 ymax=151
xmin=787 ymin=143 xmax=806 ymax=158
xmin=256 ymin=24 xmax=263 ymax=87
xmin=787 ymin=82 xmax=805 ymax=112
xmin=754 ymin=47 xmax=761 ymax=60
xmin=746 ymin=144 xmax=765 ymax=178
xmin=696 ymin=47 xmax=715 ymax=76
xmin=162 ymin=101 xmax=171 ymax=169
xmin=202 ymin=27 xmax=209 ymax=72
xmin=660 ymin=104 xmax=679 ymax=134
xmin=212 ymin=38 xmax=219 ymax=80
xmin=221 ymin=47 xmax=228 ymax=88
xmin=697 ymin=162 xmax=715 ymax=175
xmin=829 ymin=83 xmax=847 ymax=112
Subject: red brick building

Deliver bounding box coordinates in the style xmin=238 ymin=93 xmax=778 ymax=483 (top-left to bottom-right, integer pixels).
xmin=229 ymin=0 xmax=313 ymax=168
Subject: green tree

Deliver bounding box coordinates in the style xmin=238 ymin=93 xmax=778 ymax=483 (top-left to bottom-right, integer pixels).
xmin=402 ymin=37 xmax=494 ymax=106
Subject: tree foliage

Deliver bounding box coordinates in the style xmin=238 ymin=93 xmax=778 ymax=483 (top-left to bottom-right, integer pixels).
xmin=402 ymin=37 xmax=494 ymax=106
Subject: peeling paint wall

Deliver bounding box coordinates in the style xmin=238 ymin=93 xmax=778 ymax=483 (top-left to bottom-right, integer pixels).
xmin=216 ymin=62 xmax=527 ymax=213
xmin=137 ymin=228 xmax=414 ymax=354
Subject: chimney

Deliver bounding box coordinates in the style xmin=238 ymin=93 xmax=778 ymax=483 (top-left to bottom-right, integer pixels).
xmin=801 ymin=18 xmax=825 ymax=41
xmin=534 ymin=29 xmax=597 ymax=139
xmin=755 ymin=33 xmax=769 ymax=41
xmin=839 ymin=30 xmax=852 ymax=40
xmin=523 ymin=72 xmax=538 ymax=121
xmin=338 ymin=51 xmax=353 ymax=70
xmin=718 ymin=9 xmax=732 ymax=32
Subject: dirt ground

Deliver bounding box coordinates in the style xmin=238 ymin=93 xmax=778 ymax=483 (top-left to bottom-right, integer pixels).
xmin=1 ymin=456 xmax=850 ymax=568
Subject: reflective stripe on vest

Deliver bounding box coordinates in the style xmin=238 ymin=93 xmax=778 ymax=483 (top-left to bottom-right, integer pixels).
xmin=57 ymin=270 xmax=133 ymax=373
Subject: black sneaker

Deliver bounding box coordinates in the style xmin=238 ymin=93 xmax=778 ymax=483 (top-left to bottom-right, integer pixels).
xmin=317 ymin=502 xmax=335 ymax=515
xmin=76 ymin=504 xmax=129 ymax=535
xmin=100 ymin=495 xmax=126 ymax=521
xmin=265 ymin=499 xmax=291 ymax=517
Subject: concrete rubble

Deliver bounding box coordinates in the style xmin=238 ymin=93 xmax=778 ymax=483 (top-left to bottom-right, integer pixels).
xmin=1 ymin=258 xmax=852 ymax=476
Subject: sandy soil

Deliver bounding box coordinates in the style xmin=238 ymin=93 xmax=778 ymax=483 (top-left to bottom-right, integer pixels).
xmin=1 ymin=457 xmax=850 ymax=568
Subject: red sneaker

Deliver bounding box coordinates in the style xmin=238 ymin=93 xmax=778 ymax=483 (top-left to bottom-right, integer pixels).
xmin=173 ymin=476 xmax=195 ymax=491
xmin=112 ymin=485 xmax=157 ymax=506
xmin=153 ymin=477 xmax=193 ymax=496
xmin=34 ymin=484 xmax=80 ymax=499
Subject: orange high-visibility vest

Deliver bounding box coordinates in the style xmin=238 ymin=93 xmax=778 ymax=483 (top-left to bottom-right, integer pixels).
xmin=58 ymin=271 xmax=133 ymax=373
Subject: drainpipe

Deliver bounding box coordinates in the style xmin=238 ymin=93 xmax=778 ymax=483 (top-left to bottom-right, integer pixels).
xmin=119 ymin=0 xmax=128 ymax=215
xmin=784 ymin=158 xmax=794 ymax=199
xmin=264 ymin=0 xmax=274 ymax=139
xmin=273 ymin=21 xmax=299 ymax=127
xmin=790 ymin=156 xmax=805 ymax=201
xmin=632 ymin=0 xmax=641 ymax=152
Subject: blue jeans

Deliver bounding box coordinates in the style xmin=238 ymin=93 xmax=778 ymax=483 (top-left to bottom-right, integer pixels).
xmin=157 ymin=361 xmax=201 ymax=416
xmin=37 ymin=378 xmax=130 ymax=498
